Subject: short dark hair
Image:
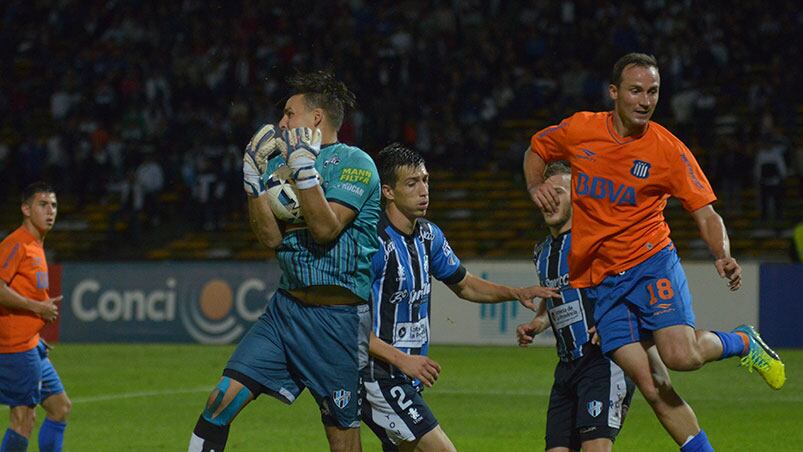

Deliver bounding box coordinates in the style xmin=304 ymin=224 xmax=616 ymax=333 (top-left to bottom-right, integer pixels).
xmin=376 ymin=143 xmax=425 ymax=187
xmin=611 ymin=53 xmax=658 ymax=87
xmin=288 ymin=71 xmax=356 ymax=130
xmin=543 ymin=161 xmax=571 ymax=179
xmin=21 ymin=181 xmax=56 ymax=204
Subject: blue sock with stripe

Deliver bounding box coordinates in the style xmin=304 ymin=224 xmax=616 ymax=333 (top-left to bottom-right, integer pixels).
xmin=1 ymin=428 xmax=28 ymax=452
xmin=713 ymin=331 xmax=748 ymax=359
xmin=38 ymin=418 xmax=66 ymax=452
xmin=680 ymin=429 xmax=713 ymax=452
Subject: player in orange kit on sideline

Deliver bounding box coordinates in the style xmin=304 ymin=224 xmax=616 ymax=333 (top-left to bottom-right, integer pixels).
xmin=0 ymin=182 xmax=71 ymax=452
xmin=523 ymin=53 xmax=785 ymax=452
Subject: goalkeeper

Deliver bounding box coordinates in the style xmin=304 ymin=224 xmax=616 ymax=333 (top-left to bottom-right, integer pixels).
xmin=189 ymin=71 xmax=381 ymax=452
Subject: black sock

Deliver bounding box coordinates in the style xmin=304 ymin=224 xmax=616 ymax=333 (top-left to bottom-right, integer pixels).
xmin=189 ymin=415 xmax=230 ymax=452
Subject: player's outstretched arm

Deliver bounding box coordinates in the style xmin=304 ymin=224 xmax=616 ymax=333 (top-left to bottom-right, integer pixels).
xmin=516 ymin=302 xmax=549 ymax=347
xmin=524 ymin=149 xmax=562 ymax=214
xmin=0 ymin=281 xmax=60 ymax=321
xmin=448 ymin=272 xmax=558 ymax=307
xmin=514 ymin=284 xmax=560 ymax=310
xmin=368 ymin=332 xmax=441 ymax=387
xmin=690 ymin=205 xmax=742 ymax=291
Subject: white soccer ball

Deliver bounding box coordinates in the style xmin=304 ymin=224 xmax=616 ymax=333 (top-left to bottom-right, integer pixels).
xmin=265 ymin=169 xmax=303 ymax=223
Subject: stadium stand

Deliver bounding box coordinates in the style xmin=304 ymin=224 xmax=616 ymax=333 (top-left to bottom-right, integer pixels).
xmin=0 ymin=1 xmax=800 ymax=261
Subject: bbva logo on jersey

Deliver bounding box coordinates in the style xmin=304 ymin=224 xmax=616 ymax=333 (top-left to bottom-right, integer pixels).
xmin=575 ymin=172 xmax=636 ymax=206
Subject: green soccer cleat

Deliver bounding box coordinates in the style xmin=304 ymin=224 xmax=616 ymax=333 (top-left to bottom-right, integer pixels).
xmin=733 ymin=324 xmax=786 ymax=390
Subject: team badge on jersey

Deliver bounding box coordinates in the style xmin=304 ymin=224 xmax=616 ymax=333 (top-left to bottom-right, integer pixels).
xmin=324 ymin=155 xmax=340 ymax=167
xmin=333 ymin=389 xmax=351 ymax=409
xmin=630 ymin=160 xmax=651 ymax=179
xmin=587 ymin=400 xmax=602 ymax=417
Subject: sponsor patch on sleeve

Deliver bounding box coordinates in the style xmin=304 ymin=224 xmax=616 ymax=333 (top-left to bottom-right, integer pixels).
xmin=339 ymin=167 xmax=372 ymax=184
xmin=332 ymin=182 xmax=365 ymax=197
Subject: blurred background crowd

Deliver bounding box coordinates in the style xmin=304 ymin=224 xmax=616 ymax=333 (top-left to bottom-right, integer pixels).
xmin=1 ymin=0 xmax=801 ymax=259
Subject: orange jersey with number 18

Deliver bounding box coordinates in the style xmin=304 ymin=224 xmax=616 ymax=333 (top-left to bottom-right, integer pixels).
xmin=0 ymin=226 xmax=50 ymax=353
xmin=530 ymin=111 xmax=716 ymax=288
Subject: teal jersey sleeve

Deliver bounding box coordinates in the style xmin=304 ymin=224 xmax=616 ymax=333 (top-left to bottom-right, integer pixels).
xmin=321 ymin=149 xmax=380 ymax=212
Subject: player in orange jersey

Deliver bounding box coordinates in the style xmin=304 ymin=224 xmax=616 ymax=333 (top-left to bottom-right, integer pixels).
xmin=0 ymin=182 xmax=71 ymax=452
xmin=523 ymin=53 xmax=785 ymax=452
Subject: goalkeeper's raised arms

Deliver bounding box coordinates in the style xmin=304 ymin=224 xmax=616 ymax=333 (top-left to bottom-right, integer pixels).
xmin=243 ymin=124 xmax=285 ymax=197
xmin=284 ymin=127 xmax=323 ymax=190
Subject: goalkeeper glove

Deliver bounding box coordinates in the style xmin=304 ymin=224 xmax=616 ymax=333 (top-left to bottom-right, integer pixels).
xmin=244 ymin=124 xmax=285 ymax=175
xmin=243 ymin=124 xmax=284 ymax=197
xmin=284 ymin=127 xmax=322 ymax=190
xmin=243 ymin=159 xmax=265 ymax=197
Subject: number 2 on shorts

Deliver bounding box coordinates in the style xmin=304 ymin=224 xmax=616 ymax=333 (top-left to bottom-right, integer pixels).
xmin=390 ymin=386 xmax=413 ymax=410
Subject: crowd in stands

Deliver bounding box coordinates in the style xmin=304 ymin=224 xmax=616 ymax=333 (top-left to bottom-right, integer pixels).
xmin=1 ymin=0 xmax=800 ymax=240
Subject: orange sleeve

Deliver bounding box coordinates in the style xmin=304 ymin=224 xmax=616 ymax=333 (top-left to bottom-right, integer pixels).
xmin=0 ymin=238 xmax=23 ymax=284
xmin=529 ymin=114 xmax=576 ymax=162
xmin=669 ymin=143 xmax=717 ymax=212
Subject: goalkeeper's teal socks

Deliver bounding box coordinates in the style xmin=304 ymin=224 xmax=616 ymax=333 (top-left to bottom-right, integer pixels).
xmin=38 ymin=418 xmax=66 ymax=452
xmin=1 ymin=428 xmax=28 ymax=452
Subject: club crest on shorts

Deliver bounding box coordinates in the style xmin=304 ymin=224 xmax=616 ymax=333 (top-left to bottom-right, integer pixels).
xmin=630 ymin=160 xmax=651 ymax=179
xmin=587 ymin=400 xmax=603 ymax=418
xmin=333 ymin=389 xmax=351 ymax=409
xmin=408 ymin=407 xmax=423 ymax=424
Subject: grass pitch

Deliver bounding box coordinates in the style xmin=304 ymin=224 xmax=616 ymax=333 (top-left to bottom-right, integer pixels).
xmin=7 ymin=344 xmax=801 ymax=451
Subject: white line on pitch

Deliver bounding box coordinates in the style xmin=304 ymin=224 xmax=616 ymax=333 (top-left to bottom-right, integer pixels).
xmin=72 ymin=387 xmax=210 ymax=403
xmin=433 ymin=388 xmax=803 ymax=403
xmin=71 ymin=386 xmax=802 ymax=404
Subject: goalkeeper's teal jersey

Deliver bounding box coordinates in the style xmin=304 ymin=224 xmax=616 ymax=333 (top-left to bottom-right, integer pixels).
xmin=265 ymin=142 xmax=380 ymax=301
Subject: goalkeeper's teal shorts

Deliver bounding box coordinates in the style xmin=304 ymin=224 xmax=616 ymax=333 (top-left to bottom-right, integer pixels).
xmin=224 ymin=289 xmax=369 ymax=428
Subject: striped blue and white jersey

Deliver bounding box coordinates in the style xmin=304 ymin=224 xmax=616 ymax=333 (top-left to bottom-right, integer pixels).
xmin=533 ymin=231 xmax=596 ymax=362
xmin=367 ymin=214 xmax=466 ymax=383
xmin=266 ymin=142 xmax=381 ymax=302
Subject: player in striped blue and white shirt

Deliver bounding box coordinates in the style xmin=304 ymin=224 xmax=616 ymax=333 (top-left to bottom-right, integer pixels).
xmin=362 ymin=143 xmax=558 ymax=452
xmin=517 ymin=161 xmax=637 ymax=451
